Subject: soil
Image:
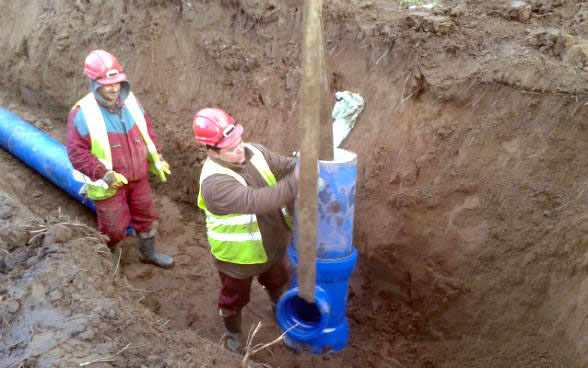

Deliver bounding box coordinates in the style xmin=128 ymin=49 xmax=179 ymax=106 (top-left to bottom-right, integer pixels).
xmin=1 ymin=0 xmax=587 ymax=367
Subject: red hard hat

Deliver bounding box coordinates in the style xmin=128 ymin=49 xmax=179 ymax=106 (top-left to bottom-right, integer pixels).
xmin=193 ymin=108 xmax=243 ymax=148
xmin=84 ymin=49 xmax=127 ymax=85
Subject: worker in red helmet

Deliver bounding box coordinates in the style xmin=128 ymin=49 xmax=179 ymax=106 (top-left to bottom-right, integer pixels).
xmin=193 ymin=107 xmax=298 ymax=353
xmin=66 ymin=49 xmax=174 ymax=269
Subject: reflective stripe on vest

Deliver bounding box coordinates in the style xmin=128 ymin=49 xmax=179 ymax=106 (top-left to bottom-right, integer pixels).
xmin=197 ymin=144 xmax=292 ymax=264
xmin=124 ymin=92 xmax=167 ymax=182
xmin=72 ymin=92 xmax=166 ymax=200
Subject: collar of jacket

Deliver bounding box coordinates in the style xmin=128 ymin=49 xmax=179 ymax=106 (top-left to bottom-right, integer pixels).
xmin=91 ymin=81 xmax=131 ymax=113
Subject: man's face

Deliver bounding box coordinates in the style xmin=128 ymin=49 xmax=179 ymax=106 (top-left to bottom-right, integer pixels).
xmin=98 ymin=83 xmax=121 ymax=105
xmin=211 ymin=138 xmax=245 ymax=165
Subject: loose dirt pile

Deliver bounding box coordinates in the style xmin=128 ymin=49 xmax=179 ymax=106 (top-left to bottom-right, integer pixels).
xmin=0 ymin=192 xmax=247 ymax=367
xmin=0 ymin=0 xmax=587 ymax=367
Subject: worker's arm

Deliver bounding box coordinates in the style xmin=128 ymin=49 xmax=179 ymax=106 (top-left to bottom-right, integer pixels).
xmin=66 ymin=106 xmax=109 ymax=181
xmin=135 ymin=96 xmax=162 ymax=153
xmin=136 ymin=97 xmax=170 ymax=175
xmin=201 ymin=170 xmax=298 ymax=216
xmin=250 ymin=143 xmax=296 ymax=181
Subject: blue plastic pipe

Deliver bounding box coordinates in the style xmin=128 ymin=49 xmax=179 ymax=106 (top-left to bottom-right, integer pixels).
xmin=277 ymin=148 xmax=358 ymax=354
xmin=0 ymin=106 xmax=96 ymax=211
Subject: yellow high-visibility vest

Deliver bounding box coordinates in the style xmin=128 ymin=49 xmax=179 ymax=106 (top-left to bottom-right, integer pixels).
xmin=197 ymin=144 xmax=292 ymax=264
xmin=72 ymin=92 xmax=166 ymax=200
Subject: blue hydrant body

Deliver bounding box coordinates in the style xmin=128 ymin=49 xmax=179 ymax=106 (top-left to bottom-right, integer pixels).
xmin=276 ymin=148 xmax=358 ymax=354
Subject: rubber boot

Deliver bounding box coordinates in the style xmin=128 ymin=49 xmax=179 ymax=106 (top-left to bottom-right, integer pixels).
xmin=223 ymin=311 xmax=243 ymax=353
xmin=135 ymin=230 xmax=174 ymax=269
xmin=267 ymin=283 xmax=289 ymax=315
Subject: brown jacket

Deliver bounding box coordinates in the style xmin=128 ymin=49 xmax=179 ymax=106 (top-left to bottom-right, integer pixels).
xmin=199 ymin=143 xmax=297 ymax=278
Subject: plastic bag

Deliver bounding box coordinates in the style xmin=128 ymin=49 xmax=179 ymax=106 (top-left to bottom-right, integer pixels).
xmin=331 ymin=91 xmax=365 ymax=147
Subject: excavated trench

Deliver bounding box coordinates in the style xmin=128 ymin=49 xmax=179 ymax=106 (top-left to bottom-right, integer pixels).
xmin=1 ymin=1 xmax=587 ymax=367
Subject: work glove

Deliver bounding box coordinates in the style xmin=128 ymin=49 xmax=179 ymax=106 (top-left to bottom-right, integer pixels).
xmin=103 ymin=170 xmax=128 ymax=190
xmin=161 ymin=160 xmax=171 ymax=175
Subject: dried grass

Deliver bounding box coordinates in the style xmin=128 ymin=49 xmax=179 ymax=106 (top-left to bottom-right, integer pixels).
xmin=78 ymin=343 xmax=132 ymax=366
xmin=240 ymin=322 xmax=299 ymax=368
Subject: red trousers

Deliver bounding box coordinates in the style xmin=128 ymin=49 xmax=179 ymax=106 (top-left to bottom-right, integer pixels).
xmin=94 ymin=176 xmax=158 ymax=248
xmin=217 ymin=257 xmax=289 ymax=318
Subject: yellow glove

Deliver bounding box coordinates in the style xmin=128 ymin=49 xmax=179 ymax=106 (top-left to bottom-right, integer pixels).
xmin=161 ymin=160 xmax=171 ymax=175
xmin=103 ymin=170 xmax=128 ymax=190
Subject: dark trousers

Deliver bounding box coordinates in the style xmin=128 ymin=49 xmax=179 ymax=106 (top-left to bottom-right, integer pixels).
xmin=94 ymin=176 xmax=158 ymax=248
xmin=217 ymin=256 xmax=289 ymax=318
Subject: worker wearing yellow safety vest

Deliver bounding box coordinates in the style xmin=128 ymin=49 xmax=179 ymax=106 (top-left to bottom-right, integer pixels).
xmin=193 ymin=107 xmax=298 ymax=353
xmin=66 ymin=49 xmax=174 ymax=269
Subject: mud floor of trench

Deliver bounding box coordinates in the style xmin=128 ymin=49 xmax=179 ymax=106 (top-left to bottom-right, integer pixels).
xmin=1 ymin=0 xmax=588 ymax=367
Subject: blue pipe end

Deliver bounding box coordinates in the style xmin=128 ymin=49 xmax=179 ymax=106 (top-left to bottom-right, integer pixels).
xmin=0 ymin=106 xmax=134 ymax=235
xmin=277 ymin=286 xmax=331 ymax=340
xmin=277 ymin=246 xmax=358 ymax=354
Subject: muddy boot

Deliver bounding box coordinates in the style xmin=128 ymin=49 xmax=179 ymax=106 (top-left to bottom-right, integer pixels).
xmin=223 ymin=311 xmax=243 ymax=353
xmin=135 ymin=230 xmax=174 ymax=269
xmin=267 ymin=283 xmax=289 ymax=315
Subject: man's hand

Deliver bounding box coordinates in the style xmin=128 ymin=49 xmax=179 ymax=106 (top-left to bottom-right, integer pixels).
xmin=103 ymin=170 xmax=128 ymax=190
xmin=161 ymin=160 xmax=171 ymax=175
